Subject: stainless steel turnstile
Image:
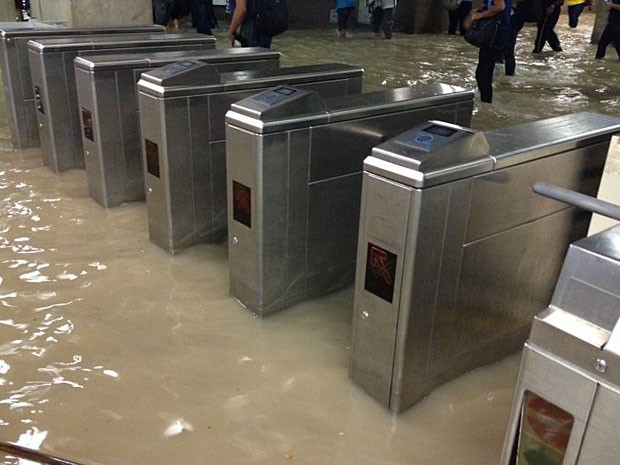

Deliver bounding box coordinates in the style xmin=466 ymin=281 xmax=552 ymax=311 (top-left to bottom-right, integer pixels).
xmin=28 ymin=32 xmax=216 ymax=173
xmin=138 ymin=61 xmax=364 ymax=254
xmin=349 ymin=112 xmax=620 ymax=412
xmin=75 ymin=48 xmax=280 ymax=208
xmin=500 ymin=189 xmax=620 ymax=465
xmin=0 ymin=25 xmax=164 ymax=150
xmin=225 ymin=84 xmax=474 ymax=316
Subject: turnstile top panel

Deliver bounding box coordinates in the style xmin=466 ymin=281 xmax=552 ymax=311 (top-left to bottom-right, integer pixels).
xmin=226 ymin=84 xmax=473 ymax=133
xmin=530 ymin=224 xmax=620 ymax=380
xmin=366 ymin=112 xmax=620 ymax=188
xmin=0 ymin=21 xmax=64 ymax=34
xmin=74 ymin=47 xmax=280 ymax=72
xmin=571 ymin=224 xmax=620 ymax=265
xmin=137 ymin=62 xmax=364 ymax=98
xmin=487 ymin=112 xmax=620 ymax=169
xmin=2 ymin=24 xmax=163 ymax=39
xmin=27 ymin=32 xmax=213 ymax=53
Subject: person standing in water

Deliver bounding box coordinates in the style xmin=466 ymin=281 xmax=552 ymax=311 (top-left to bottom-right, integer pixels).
xmin=471 ymin=0 xmax=512 ymax=103
xmin=595 ymin=0 xmax=620 ymax=59
xmin=335 ymin=0 xmax=356 ymax=39
xmin=533 ymin=0 xmax=564 ymax=53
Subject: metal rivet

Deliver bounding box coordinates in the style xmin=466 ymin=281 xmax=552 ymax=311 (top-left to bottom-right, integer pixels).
xmin=232 ymin=236 xmax=239 ymax=245
xmin=594 ymin=358 xmax=607 ymax=373
xmin=39 ymin=123 xmax=43 ymax=128
xmin=361 ymin=310 xmax=369 ymax=320
xmin=148 ymin=188 xmax=153 ymax=194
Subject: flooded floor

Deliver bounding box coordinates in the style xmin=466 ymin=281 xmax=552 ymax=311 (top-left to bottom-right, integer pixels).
xmin=1 ymin=12 xmax=619 ymax=465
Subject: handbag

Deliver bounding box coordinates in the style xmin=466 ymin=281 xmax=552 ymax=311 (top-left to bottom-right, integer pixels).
xmin=463 ymin=13 xmax=501 ymax=48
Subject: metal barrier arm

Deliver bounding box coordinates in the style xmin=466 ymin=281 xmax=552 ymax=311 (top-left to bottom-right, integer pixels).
xmin=533 ymin=182 xmax=620 ymax=222
xmin=0 ymin=442 xmax=88 ymax=465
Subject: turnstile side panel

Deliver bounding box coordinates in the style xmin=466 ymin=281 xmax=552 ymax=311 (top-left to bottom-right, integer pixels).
xmin=204 ymin=141 xmax=228 ymax=242
xmin=500 ymin=344 xmax=597 ymax=465
xmin=140 ymin=92 xmax=174 ymax=252
xmin=2 ymin=37 xmax=41 ymax=148
xmin=164 ymin=97 xmax=195 ymax=252
xmin=350 ymin=173 xmax=416 ymax=408
xmin=227 ymin=125 xmax=263 ymax=309
xmin=577 ymin=383 xmax=620 ymax=465
xmin=77 ymin=67 xmax=109 ymax=205
xmin=465 ymin=143 xmax=608 ymax=242
xmin=0 ymin=38 xmax=21 ymax=146
xmin=260 ymin=131 xmax=307 ymax=313
xmin=29 ymin=51 xmax=61 ymax=171
xmin=305 ymin=173 xmax=362 ymax=300
xmin=188 ymin=96 xmax=226 ymax=243
xmin=392 ymin=180 xmax=472 ymax=410
xmin=116 ymin=69 xmax=145 ymax=203
xmin=423 ymin=209 xmax=589 ymax=389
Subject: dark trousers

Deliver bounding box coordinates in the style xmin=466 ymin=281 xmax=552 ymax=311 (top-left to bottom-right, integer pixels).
xmin=448 ymin=1 xmax=473 ymax=35
xmin=153 ymin=0 xmax=176 ymax=26
xmin=337 ymin=7 xmax=354 ymax=31
xmin=568 ymin=3 xmax=585 ymax=28
xmin=372 ymin=7 xmax=395 ymax=37
xmin=188 ymin=0 xmax=212 ymax=34
xmin=476 ymin=28 xmax=509 ymax=103
xmin=534 ymin=6 xmax=561 ymax=52
xmin=476 ymin=45 xmax=500 ymax=103
xmin=595 ymin=22 xmax=620 ymax=59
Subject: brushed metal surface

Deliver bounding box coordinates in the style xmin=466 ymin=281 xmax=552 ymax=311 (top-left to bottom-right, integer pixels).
xmin=351 ymin=113 xmax=620 ymax=412
xmin=28 ymin=33 xmax=215 ymax=173
xmin=226 ymin=84 xmax=474 ymax=315
xmin=0 ymin=25 xmax=163 ymax=150
xmin=76 ymin=49 xmax=279 ymax=207
xmin=142 ymin=64 xmax=365 ymax=255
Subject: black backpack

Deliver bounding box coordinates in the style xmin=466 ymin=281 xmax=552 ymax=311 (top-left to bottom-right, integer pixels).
xmin=255 ymin=0 xmax=289 ymax=38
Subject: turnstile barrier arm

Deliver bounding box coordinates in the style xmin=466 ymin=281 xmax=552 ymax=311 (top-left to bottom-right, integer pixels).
xmin=533 ymin=181 xmax=620 ymax=222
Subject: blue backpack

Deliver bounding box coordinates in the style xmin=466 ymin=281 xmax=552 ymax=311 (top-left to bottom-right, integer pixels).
xmin=255 ymin=0 xmax=289 ymax=38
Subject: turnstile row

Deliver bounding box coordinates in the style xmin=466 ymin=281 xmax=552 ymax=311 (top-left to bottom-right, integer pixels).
xmin=75 ymin=48 xmax=281 ymax=208
xmin=0 ymin=24 xmax=165 ymax=150
xmin=28 ymin=32 xmax=216 ymax=173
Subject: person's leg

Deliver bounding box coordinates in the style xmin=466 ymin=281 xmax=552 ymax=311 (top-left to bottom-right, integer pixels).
xmin=206 ymin=0 xmax=218 ymax=28
xmin=595 ymin=23 xmax=613 ymax=58
xmin=382 ymin=7 xmax=394 ymax=39
xmin=546 ymin=8 xmax=562 ymax=50
xmin=372 ymin=7 xmax=383 ymax=34
xmin=337 ymin=8 xmax=348 ymax=38
xmin=568 ymin=3 xmax=584 ymax=28
xmin=153 ymin=0 xmax=170 ymax=26
xmin=504 ymin=24 xmax=520 ymax=75
xmin=476 ymin=46 xmax=497 ymax=103
xmin=448 ymin=9 xmax=459 ymax=34
xmin=533 ymin=14 xmax=547 ymax=52
xmin=188 ymin=0 xmax=211 ymax=34
xmin=611 ymin=24 xmax=620 ymax=59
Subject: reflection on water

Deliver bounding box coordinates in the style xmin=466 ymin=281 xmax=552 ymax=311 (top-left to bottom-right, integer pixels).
xmin=0 ymin=12 xmax=618 ymax=465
